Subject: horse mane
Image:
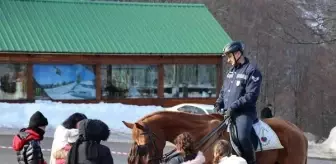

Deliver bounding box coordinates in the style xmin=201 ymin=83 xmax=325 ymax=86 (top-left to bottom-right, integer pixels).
xmin=137 ymin=110 xmax=166 ymax=122
xmin=137 ymin=110 xmax=223 ymax=125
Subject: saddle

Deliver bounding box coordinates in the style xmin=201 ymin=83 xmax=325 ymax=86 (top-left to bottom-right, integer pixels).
xmin=227 ymin=117 xmax=261 ymax=157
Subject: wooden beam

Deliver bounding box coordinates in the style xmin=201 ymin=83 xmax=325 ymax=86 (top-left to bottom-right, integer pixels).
xmin=95 ymin=64 xmax=102 ymax=101
xmin=158 ymin=64 xmax=164 ymax=98
xmin=0 ymin=98 xmax=217 ymax=107
xmin=0 ymin=54 xmax=221 ymax=64
xmin=27 ymin=63 xmax=33 ymax=101
xmin=216 ymin=61 xmax=223 ymax=98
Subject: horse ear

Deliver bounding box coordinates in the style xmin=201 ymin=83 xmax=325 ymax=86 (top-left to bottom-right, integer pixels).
xmin=122 ymin=121 xmax=134 ymax=129
xmin=135 ymin=123 xmax=144 ymax=130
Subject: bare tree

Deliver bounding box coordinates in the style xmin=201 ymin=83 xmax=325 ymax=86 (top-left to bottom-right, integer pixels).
xmin=93 ymin=0 xmax=336 ymax=137
xmin=268 ymin=0 xmax=336 ymax=45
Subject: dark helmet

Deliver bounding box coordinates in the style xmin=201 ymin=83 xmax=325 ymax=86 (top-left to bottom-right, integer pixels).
xmin=223 ymin=41 xmax=244 ymax=55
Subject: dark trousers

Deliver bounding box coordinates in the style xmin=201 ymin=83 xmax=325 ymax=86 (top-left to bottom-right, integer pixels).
xmin=234 ymin=114 xmax=256 ymax=164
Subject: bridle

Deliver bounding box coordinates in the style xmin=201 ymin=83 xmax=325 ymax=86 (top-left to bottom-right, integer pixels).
xmin=132 ymin=122 xmax=163 ymax=164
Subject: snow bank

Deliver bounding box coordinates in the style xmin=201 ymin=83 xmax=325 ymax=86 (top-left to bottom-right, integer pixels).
xmin=305 ymin=132 xmax=319 ymax=142
xmin=322 ymin=126 xmax=336 ymax=152
xmin=0 ymin=101 xmax=163 ymax=134
xmin=308 ymin=126 xmax=336 ymax=159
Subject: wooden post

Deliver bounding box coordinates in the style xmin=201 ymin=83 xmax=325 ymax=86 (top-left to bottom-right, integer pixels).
xmin=95 ymin=64 xmax=102 ymax=102
xmin=27 ymin=63 xmax=34 ymax=101
xmin=216 ymin=58 xmax=223 ymax=98
xmin=158 ymin=64 xmax=164 ymax=99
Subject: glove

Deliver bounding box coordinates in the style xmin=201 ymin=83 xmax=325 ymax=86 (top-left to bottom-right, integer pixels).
xmin=224 ymin=108 xmax=233 ymax=117
xmin=214 ymin=103 xmax=220 ymax=113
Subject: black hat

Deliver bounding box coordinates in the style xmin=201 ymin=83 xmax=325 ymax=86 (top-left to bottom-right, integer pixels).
xmin=223 ymin=41 xmax=245 ymax=55
xmin=28 ymin=111 xmax=49 ymax=128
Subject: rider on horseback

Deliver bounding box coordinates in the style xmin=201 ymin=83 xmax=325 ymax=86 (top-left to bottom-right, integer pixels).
xmin=214 ymin=41 xmax=263 ymax=164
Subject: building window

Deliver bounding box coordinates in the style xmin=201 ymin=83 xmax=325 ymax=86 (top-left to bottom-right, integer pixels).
xmin=33 ymin=64 xmax=96 ymax=100
xmin=0 ymin=64 xmax=27 ymax=100
xmin=164 ymin=64 xmax=216 ymax=98
xmin=101 ymin=65 xmax=157 ymax=98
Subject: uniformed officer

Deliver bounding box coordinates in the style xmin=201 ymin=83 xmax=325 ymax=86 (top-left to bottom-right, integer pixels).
xmin=214 ymin=41 xmax=262 ymax=164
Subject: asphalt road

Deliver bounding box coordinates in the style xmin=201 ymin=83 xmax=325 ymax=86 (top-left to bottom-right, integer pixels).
xmin=0 ymin=135 xmax=334 ymax=164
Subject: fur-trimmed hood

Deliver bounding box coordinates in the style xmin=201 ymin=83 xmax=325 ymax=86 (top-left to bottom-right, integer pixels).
xmin=78 ymin=119 xmax=110 ymax=142
xmin=182 ymin=151 xmax=206 ymax=164
xmin=50 ymin=125 xmax=79 ymax=164
xmin=67 ymin=119 xmax=113 ymax=164
xmin=218 ymin=155 xmax=247 ymax=164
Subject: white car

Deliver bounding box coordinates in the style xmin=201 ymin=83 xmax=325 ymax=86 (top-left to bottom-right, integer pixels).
xmin=164 ymin=103 xmax=215 ymax=115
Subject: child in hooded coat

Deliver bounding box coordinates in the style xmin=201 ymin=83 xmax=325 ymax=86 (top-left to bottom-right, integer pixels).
xmin=66 ymin=119 xmax=114 ymax=164
xmin=12 ymin=111 xmax=49 ymax=164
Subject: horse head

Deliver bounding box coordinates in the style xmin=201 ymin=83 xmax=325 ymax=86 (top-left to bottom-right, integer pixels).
xmin=122 ymin=119 xmax=166 ymax=164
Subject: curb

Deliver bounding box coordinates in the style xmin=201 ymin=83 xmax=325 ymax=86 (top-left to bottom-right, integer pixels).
xmin=0 ymin=145 xmax=129 ymax=156
xmin=307 ymin=155 xmax=336 ymax=161
xmin=3 ymin=145 xmax=336 ymax=161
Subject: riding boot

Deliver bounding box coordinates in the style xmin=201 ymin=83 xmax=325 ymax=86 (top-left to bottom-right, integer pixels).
xmin=244 ymin=148 xmax=257 ymax=164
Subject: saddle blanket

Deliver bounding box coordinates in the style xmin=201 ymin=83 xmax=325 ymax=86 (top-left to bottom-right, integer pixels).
xmin=227 ymin=119 xmax=284 ymax=152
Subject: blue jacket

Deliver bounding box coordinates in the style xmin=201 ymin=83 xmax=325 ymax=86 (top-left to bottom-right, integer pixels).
xmin=216 ymin=57 xmax=262 ymax=119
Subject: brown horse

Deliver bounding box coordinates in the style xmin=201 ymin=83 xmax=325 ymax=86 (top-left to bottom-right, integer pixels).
xmin=122 ymin=111 xmax=308 ymax=164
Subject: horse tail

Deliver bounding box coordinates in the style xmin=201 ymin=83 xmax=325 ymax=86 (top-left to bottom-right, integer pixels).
xmin=305 ymin=156 xmax=308 ymax=164
xmin=304 ymin=136 xmax=308 ymax=164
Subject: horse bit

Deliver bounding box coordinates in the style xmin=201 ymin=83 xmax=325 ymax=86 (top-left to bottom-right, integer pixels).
xmin=132 ymin=123 xmax=165 ymax=164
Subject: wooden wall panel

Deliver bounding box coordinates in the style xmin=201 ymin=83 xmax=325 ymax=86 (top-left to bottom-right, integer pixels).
xmin=0 ymin=53 xmax=221 ymax=106
xmin=95 ymin=65 xmax=102 ymax=101
xmin=27 ymin=63 xmax=33 ymax=100
xmin=158 ymin=64 xmax=164 ymax=98
xmin=216 ymin=61 xmax=223 ymax=97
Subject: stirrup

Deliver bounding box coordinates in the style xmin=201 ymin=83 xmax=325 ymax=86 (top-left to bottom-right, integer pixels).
xmin=244 ymin=148 xmax=256 ymax=164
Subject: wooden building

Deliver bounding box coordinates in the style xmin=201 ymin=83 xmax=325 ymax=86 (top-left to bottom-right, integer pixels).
xmin=0 ymin=0 xmax=231 ymax=107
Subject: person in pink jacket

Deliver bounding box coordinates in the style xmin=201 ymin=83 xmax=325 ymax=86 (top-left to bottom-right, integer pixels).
xmin=49 ymin=113 xmax=87 ymax=164
xmin=53 ymin=131 xmax=79 ymax=164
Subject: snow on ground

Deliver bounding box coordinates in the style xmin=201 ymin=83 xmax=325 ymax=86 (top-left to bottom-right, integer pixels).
xmin=0 ymin=101 xmax=162 ymax=135
xmin=0 ymin=101 xmax=335 ymax=159
xmin=323 ymin=127 xmax=336 ymax=153
xmin=308 ymin=127 xmax=336 ymax=159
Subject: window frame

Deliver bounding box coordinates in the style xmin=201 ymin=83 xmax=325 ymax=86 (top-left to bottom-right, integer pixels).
xmin=163 ymin=64 xmax=217 ymax=99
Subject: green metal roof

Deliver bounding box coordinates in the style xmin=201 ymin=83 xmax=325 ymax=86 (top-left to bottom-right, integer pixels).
xmin=0 ymin=0 xmax=232 ymax=55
